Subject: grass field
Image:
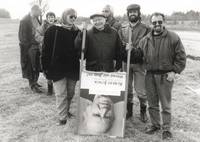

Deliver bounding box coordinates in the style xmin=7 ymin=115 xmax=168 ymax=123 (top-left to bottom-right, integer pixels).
xmin=0 ymin=19 xmax=200 ymax=142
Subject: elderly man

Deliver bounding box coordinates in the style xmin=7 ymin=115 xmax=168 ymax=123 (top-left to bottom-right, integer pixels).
xmin=138 ymin=12 xmax=186 ymax=139
xmin=119 ymin=4 xmax=151 ymax=122
xmin=18 ymin=5 xmax=42 ymax=93
xmin=75 ymin=13 xmax=122 ymax=72
xmin=102 ymin=5 xmax=121 ymax=31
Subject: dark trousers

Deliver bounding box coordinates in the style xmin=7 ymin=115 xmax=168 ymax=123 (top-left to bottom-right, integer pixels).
xmin=145 ymin=72 xmax=174 ymax=130
xmin=28 ymin=45 xmax=41 ymax=87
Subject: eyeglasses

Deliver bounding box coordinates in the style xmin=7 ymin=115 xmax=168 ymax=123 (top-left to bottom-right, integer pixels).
xmin=152 ymin=20 xmax=163 ymax=25
xmin=69 ymin=15 xmax=77 ymax=19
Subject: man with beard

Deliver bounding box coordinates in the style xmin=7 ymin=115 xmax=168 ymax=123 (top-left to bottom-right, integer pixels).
xmin=138 ymin=12 xmax=186 ymax=139
xmin=118 ymin=4 xmax=151 ymax=122
xmin=102 ymin=5 xmax=121 ymax=31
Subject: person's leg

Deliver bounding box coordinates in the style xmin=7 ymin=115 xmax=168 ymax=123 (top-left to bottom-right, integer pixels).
xmin=66 ymin=78 xmax=77 ymax=117
xmin=53 ymin=78 xmax=68 ymax=125
xmin=156 ymin=74 xmax=173 ymax=139
xmin=145 ymin=73 xmax=161 ymax=134
xmin=133 ymin=64 xmax=147 ymax=122
xmin=28 ymin=46 xmax=42 ymax=93
xmin=47 ymin=80 xmax=53 ymax=95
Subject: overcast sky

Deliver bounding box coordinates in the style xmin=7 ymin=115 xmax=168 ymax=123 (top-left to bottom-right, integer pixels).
xmin=0 ymin=0 xmax=199 ymax=19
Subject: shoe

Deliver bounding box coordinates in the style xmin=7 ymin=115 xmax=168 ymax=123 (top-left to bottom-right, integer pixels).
xmin=31 ymin=85 xmax=43 ymax=93
xmin=145 ymin=125 xmax=160 ymax=134
xmin=162 ymin=130 xmax=172 ymax=140
xmin=57 ymin=119 xmax=67 ymax=125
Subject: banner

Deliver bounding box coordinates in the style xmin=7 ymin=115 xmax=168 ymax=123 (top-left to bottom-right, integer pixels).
xmin=78 ymin=70 xmax=126 ymax=137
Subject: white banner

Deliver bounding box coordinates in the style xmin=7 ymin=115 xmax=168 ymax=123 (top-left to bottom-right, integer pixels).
xmin=81 ymin=70 xmax=126 ymax=96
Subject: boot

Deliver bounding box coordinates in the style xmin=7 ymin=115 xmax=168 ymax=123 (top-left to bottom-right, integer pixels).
xmin=139 ymin=98 xmax=148 ymax=123
xmin=47 ymin=81 xmax=53 ymax=95
xmin=126 ymin=102 xmax=133 ymax=119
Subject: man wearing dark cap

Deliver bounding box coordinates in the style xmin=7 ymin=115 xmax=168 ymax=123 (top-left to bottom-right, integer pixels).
xmin=102 ymin=5 xmax=121 ymax=31
xmin=75 ymin=13 xmax=122 ymax=72
xmin=119 ymin=4 xmax=151 ymax=122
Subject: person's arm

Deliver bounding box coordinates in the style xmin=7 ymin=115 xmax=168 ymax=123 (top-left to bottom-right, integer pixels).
xmin=173 ymin=37 xmax=186 ymax=74
xmin=18 ymin=20 xmax=29 ymax=46
xmin=35 ymin=24 xmax=44 ymax=44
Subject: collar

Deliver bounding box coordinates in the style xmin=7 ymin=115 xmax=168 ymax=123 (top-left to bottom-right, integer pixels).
xmin=147 ymin=27 xmax=168 ymax=40
xmin=92 ymin=24 xmax=112 ymax=33
xmin=129 ymin=20 xmax=140 ymax=28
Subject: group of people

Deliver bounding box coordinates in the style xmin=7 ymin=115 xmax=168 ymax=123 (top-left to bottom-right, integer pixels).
xmin=18 ymin=3 xmax=186 ymax=140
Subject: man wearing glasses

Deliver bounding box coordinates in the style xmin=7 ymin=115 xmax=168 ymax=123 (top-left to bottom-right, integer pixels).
xmin=138 ymin=12 xmax=186 ymax=139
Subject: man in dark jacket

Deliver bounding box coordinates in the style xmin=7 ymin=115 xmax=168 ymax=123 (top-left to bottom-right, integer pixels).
xmin=102 ymin=5 xmax=121 ymax=31
xmin=138 ymin=12 xmax=186 ymax=140
xmin=18 ymin=5 xmax=42 ymax=93
xmin=75 ymin=13 xmax=122 ymax=72
xmin=41 ymin=8 xmax=80 ymax=125
xmin=118 ymin=4 xmax=151 ymax=122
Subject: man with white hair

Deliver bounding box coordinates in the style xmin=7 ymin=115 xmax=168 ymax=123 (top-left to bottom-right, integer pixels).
xmin=18 ymin=5 xmax=43 ymax=93
xmin=75 ymin=13 xmax=122 ymax=72
xmin=102 ymin=5 xmax=121 ymax=31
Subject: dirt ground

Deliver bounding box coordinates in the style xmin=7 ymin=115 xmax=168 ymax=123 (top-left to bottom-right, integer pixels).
xmin=0 ymin=20 xmax=200 ymax=142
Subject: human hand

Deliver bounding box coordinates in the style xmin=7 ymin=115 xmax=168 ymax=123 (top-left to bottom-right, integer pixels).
xmin=166 ymin=71 xmax=175 ymax=82
xmin=125 ymin=43 xmax=133 ymax=51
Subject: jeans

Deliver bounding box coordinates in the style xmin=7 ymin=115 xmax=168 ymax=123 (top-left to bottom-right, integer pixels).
xmin=53 ymin=77 xmax=77 ymax=121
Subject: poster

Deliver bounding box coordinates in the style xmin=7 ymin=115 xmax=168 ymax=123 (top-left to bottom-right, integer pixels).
xmin=77 ymin=70 xmax=126 ymax=137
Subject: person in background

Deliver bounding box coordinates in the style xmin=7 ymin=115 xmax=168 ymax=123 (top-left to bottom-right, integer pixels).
xmin=35 ymin=12 xmax=57 ymax=96
xmin=41 ymin=8 xmax=80 ymax=125
xmin=18 ymin=5 xmax=43 ymax=93
xmin=102 ymin=4 xmax=121 ymax=31
xmin=118 ymin=4 xmax=151 ymax=122
xmin=138 ymin=12 xmax=186 ymax=139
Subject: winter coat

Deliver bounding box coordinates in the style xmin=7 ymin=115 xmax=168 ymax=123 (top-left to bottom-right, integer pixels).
xmin=118 ymin=21 xmax=151 ymax=64
xmin=18 ymin=14 xmax=41 ymax=79
xmin=41 ymin=25 xmax=80 ymax=81
xmin=139 ymin=28 xmax=186 ymax=73
xmin=75 ymin=24 xmax=122 ymax=72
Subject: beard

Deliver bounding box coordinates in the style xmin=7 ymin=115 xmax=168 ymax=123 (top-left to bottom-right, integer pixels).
xmin=153 ymin=25 xmax=164 ymax=35
xmin=128 ymin=15 xmax=139 ymax=23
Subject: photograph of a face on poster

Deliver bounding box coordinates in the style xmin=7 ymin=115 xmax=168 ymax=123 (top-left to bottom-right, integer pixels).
xmin=78 ymin=71 xmax=126 ymax=137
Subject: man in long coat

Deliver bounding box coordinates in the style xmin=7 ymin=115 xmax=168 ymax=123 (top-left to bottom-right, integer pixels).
xmin=18 ymin=5 xmax=42 ymax=93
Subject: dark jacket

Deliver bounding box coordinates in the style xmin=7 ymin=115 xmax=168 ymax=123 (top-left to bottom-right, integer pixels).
xmin=118 ymin=21 xmax=151 ymax=64
xmin=139 ymin=28 xmax=186 ymax=73
xmin=75 ymin=24 xmax=122 ymax=72
xmin=41 ymin=25 xmax=80 ymax=81
xmin=18 ymin=14 xmax=41 ymax=79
